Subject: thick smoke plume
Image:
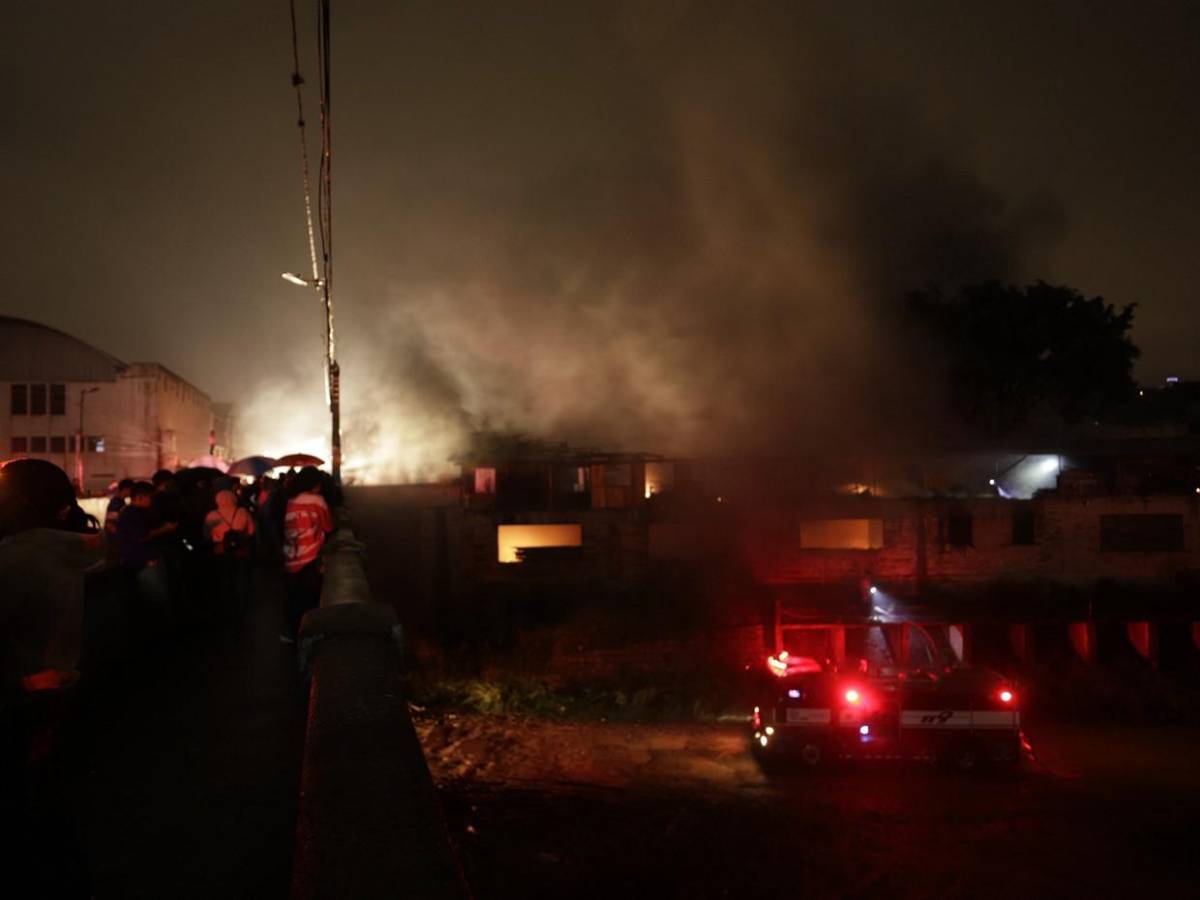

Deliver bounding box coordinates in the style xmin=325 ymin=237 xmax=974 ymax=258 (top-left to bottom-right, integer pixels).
xmin=239 ymin=2 xmax=1065 ymax=483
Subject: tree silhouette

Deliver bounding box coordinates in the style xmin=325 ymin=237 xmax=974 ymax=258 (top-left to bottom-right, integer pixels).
xmin=907 ymin=280 xmax=1138 ymax=438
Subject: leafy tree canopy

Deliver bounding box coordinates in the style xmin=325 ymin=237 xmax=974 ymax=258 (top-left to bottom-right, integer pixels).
xmin=907 ymin=280 xmax=1138 ymax=438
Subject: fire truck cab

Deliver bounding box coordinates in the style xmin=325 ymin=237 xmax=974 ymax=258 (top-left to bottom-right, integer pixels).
xmin=751 ymin=652 xmax=1021 ymax=769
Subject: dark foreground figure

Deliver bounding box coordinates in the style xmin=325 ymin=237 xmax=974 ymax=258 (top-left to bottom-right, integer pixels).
xmin=79 ymin=567 xmax=308 ymax=899
xmin=2 ymin=458 xmax=310 ymax=898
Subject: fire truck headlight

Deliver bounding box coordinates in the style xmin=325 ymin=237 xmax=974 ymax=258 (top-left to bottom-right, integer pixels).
xmin=765 ymin=726 xmax=774 ymax=736
xmin=759 ymin=735 xmax=769 ymax=748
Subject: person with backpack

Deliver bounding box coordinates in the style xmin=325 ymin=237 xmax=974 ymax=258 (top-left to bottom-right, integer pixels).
xmin=204 ymin=489 xmax=255 ymax=618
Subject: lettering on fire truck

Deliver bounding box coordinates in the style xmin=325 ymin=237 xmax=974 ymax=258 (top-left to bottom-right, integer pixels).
xmin=901 ymin=710 xmax=1018 ymax=729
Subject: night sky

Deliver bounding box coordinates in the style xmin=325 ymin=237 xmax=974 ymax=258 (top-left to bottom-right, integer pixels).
xmin=6 ymin=2 xmax=1198 ymax=477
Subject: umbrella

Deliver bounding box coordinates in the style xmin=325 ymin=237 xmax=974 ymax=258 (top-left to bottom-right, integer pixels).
xmin=276 ymin=453 xmax=324 ymax=468
xmin=187 ymin=454 xmax=229 ymax=472
xmin=227 ymin=455 xmax=280 ymax=477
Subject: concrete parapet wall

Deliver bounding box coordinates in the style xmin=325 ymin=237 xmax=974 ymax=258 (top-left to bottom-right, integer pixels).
xmin=291 ymin=525 xmax=466 ymax=900
xmin=319 ymin=527 xmax=372 ymax=607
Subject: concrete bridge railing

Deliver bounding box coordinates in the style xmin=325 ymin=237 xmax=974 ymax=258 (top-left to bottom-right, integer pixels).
xmin=290 ymin=517 xmax=466 ymax=900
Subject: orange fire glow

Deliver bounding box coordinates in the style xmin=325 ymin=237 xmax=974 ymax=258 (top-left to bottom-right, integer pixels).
xmin=496 ymin=524 xmax=583 ymax=563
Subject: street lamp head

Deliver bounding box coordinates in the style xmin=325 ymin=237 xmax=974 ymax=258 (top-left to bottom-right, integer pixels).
xmin=282 ymin=272 xmax=323 ymax=289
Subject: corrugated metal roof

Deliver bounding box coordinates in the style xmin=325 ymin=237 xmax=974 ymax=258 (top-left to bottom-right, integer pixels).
xmin=0 ymin=315 xmax=125 ymax=382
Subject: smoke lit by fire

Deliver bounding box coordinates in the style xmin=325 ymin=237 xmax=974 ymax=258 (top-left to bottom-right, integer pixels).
xmin=238 ymin=4 xmax=1066 ymax=483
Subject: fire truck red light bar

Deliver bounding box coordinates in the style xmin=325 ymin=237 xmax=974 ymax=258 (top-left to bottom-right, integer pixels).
xmin=844 ymin=689 xmax=861 ymax=704
xmin=999 ymin=690 xmax=1014 ymax=703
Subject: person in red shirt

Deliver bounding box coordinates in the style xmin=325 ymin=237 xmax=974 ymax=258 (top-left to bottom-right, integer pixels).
xmin=280 ymin=467 xmax=333 ymax=643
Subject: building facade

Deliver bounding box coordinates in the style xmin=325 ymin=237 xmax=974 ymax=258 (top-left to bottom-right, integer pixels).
xmin=1 ymin=316 xmax=224 ymax=492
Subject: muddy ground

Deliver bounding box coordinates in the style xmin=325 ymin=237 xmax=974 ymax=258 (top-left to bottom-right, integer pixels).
xmin=415 ymin=715 xmax=1200 ymax=899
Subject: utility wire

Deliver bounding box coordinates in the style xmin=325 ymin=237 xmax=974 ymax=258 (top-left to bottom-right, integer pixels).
xmin=287 ymin=0 xmax=321 ymax=287
xmin=285 ymin=0 xmax=341 ymax=480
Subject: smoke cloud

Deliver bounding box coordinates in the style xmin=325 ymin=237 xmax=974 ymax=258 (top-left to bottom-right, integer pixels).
xmin=238 ymin=2 xmax=1067 ymax=482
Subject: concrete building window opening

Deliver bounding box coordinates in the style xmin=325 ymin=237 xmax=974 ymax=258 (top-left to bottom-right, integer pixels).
xmin=497 ymin=524 xmax=583 ymax=564
xmin=1099 ymin=514 xmax=1184 ymax=552
xmin=604 ymin=464 xmax=631 ymax=487
xmin=799 ymin=518 xmax=884 ymax=550
xmin=11 ymin=436 xmax=27 ymax=453
xmin=474 ymin=467 xmax=496 ymax=494
xmin=566 ymin=466 xmax=588 ymax=494
xmin=946 ymin=510 xmax=973 ymax=548
xmin=30 ymin=384 xmax=47 ymax=416
xmin=645 ymin=461 xmax=675 ymax=499
xmin=49 ymin=383 xmax=66 ymax=415
xmin=1011 ymin=507 xmax=1036 ymax=545
xmin=10 ymin=384 xmax=27 ymax=414
xmin=49 ymin=436 xmax=67 ymax=454
xmin=30 ymin=436 xmax=47 ymax=453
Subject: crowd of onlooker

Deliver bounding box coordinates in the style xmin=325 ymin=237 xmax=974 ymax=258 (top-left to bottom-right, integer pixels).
xmin=0 ymin=456 xmax=341 ymax=895
xmin=96 ymin=464 xmax=341 ymax=639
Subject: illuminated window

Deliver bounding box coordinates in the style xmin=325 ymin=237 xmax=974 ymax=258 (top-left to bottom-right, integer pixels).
xmin=497 ymin=524 xmax=583 ymax=563
xmin=30 ymin=436 xmax=47 ymax=453
xmin=50 ymin=384 xmax=66 ymax=415
xmin=474 ymin=467 xmax=496 ymax=494
xmin=11 ymin=384 xmax=28 ymax=415
xmin=30 ymin=384 xmax=47 ymax=415
xmin=645 ymin=461 xmax=674 ymax=498
xmin=11 ymin=436 xmax=28 ymax=453
xmin=85 ymin=436 xmax=105 ymax=453
xmin=799 ymin=519 xmax=884 ymax=550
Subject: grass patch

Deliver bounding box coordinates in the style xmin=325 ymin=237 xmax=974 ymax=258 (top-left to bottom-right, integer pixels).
xmin=405 ymin=674 xmax=748 ymax=722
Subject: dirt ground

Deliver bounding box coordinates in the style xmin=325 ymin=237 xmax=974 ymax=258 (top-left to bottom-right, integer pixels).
xmin=415 ymin=714 xmax=1200 ymax=899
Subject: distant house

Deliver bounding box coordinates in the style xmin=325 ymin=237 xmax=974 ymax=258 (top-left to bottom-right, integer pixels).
xmin=459 ymin=443 xmax=671 ymax=576
xmin=0 ymin=315 xmax=228 ymax=492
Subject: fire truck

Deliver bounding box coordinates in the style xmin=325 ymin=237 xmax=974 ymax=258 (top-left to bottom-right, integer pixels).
xmin=751 ymin=652 xmax=1023 ymax=770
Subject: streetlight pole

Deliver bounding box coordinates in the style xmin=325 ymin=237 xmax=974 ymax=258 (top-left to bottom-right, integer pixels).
xmin=284 ymin=0 xmax=341 ymax=483
xmin=325 ymin=285 xmax=340 ymax=482
xmin=76 ymin=386 xmax=99 ymax=495
xmin=282 ymin=272 xmax=340 ymax=482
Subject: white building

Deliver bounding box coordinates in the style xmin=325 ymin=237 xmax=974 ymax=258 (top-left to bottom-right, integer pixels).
xmin=1 ymin=315 xmax=228 ymax=493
